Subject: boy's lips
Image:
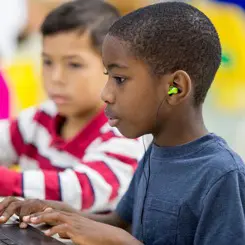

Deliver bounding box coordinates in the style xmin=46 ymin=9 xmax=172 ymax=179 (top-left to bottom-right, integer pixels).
xmin=50 ymin=94 xmax=70 ymax=105
xmin=108 ymin=118 xmax=120 ymax=127
xmin=104 ymin=108 xmax=120 ymax=127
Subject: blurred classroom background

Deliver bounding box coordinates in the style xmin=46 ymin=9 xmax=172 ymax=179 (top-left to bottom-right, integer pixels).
xmin=0 ymin=0 xmax=245 ymax=159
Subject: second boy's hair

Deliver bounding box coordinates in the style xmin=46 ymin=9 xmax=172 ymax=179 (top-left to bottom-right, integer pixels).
xmin=41 ymin=0 xmax=120 ymax=53
xmin=108 ymin=2 xmax=222 ymax=106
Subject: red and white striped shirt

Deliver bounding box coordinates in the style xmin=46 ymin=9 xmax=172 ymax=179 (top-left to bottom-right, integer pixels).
xmin=0 ymin=101 xmax=145 ymax=212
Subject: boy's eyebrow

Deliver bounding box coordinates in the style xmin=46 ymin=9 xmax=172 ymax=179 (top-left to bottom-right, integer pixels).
xmin=62 ymin=55 xmax=82 ymax=60
xmin=41 ymin=52 xmax=82 ymax=60
xmin=42 ymin=52 xmax=49 ymax=57
xmin=107 ymin=63 xmax=128 ymax=70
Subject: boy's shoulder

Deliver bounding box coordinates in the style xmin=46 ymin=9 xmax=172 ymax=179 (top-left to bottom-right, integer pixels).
xmin=203 ymin=135 xmax=245 ymax=180
xmin=11 ymin=101 xmax=58 ymax=142
xmin=38 ymin=100 xmax=57 ymax=117
xmin=16 ymin=100 xmax=57 ymax=121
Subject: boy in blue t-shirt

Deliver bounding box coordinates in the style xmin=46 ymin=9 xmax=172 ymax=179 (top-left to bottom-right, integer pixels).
xmin=1 ymin=2 xmax=245 ymax=245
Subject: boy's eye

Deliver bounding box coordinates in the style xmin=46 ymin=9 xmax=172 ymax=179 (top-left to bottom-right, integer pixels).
xmin=43 ymin=59 xmax=52 ymax=66
xmin=68 ymin=62 xmax=82 ymax=69
xmin=103 ymin=70 xmax=127 ymax=84
xmin=114 ymin=76 xmax=126 ymax=85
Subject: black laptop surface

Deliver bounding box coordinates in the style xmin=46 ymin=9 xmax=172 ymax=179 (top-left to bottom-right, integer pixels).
xmin=0 ymin=224 xmax=64 ymax=245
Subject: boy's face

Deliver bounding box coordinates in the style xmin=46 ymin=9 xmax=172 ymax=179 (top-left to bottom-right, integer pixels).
xmin=102 ymin=35 xmax=168 ymax=138
xmin=42 ymin=31 xmax=106 ymax=118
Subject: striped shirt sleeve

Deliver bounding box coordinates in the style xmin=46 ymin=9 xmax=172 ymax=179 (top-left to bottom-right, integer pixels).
xmin=37 ymin=137 xmax=144 ymax=212
xmin=0 ymin=119 xmax=18 ymax=166
xmin=0 ymin=125 xmax=145 ymax=212
xmin=0 ymin=106 xmax=37 ymax=167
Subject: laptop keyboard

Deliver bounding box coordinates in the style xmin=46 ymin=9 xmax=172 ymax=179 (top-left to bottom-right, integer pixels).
xmin=0 ymin=223 xmax=65 ymax=245
xmin=0 ymin=234 xmax=17 ymax=245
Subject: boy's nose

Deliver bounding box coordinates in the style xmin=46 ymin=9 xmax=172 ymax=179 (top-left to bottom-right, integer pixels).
xmin=51 ymin=66 xmax=64 ymax=85
xmin=101 ymin=82 xmax=115 ymax=104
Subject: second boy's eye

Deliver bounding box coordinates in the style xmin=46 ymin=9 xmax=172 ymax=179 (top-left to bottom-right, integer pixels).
xmin=114 ymin=76 xmax=126 ymax=85
xmin=68 ymin=62 xmax=82 ymax=69
xmin=43 ymin=59 xmax=52 ymax=66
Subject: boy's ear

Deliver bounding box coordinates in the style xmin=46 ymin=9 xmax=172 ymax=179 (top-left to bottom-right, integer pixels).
xmin=166 ymin=70 xmax=192 ymax=106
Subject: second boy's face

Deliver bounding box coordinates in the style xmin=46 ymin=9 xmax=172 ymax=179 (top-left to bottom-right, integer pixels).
xmin=102 ymin=35 xmax=165 ymax=138
xmin=42 ymin=31 xmax=106 ymax=118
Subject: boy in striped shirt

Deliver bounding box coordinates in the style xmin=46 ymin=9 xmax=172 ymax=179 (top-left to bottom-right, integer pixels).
xmin=0 ymin=0 xmax=144 ymax=212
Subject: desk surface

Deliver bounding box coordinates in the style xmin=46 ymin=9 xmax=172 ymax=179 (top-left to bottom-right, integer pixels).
xmin=0 ymin=198 xmax=73 ymax=245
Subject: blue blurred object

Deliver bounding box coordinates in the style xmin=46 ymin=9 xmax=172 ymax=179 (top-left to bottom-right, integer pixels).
xmin=214 ymin=0 xmax=245 ymax=9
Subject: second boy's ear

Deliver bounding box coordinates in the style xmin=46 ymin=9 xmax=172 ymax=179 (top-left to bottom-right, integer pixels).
xmin=166 ymin=70 xmax=192 ymax=106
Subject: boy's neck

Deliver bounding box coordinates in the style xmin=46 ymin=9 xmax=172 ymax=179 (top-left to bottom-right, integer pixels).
xmin=154 ymin=106 xmax=208 ymax=147
xmin=61 ymin=106 xmax=102 ymax=141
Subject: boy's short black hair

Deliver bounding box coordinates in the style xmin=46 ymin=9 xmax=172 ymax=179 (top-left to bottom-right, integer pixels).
xmin=41 ymin=0 xmax=120 ymax=54
xmin=108 ymin=2 xmax=222 ymax=106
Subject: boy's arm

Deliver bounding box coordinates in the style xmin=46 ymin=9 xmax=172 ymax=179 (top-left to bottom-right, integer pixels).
xmin=27 ymin=164 xmax=139 ymax=244
xmin=82 ymin=212 xmax=130 ymax=230
xmin=0 ymin=159 xmax=143 ymax=245
xmin=0 ymin=133 xmax=144 ymax=212
xmin=0 ymin=152 xmax=142 ymax=230
xmin=0 ymin=197 xmax=129 ymax=231
xmin=194 ymin=170 xmax=245 ymax=245
xmin=0 ymin=106 xmax=40 ymax=196
xmin=84 ymin=157 xmax=141 ymax=229
xmin=27 ymin=210 xmax=141 ymax=245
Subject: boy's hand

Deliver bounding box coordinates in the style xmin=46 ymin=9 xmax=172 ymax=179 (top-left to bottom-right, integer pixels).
xmin=26 ymin=210 xmax=142 ymax=245
xmin=0 ymin=197 xmax=51 ymax=228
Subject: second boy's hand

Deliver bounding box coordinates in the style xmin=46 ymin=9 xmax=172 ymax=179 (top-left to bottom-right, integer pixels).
xmin=0 ymin=197 xmax=138 ymax=244
xmin=24 ymin=210 xmax=142 ymax=245
xmin=0 ymin=197 xmax=79 ymax=227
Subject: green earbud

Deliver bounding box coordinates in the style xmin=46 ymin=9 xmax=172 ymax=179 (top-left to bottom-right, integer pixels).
xmin=168 ymin=86 xmax=179 ymax=95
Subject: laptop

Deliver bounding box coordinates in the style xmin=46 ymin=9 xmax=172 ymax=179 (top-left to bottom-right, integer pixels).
xmin=0 ymin=224 xmax=64 ymax=245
